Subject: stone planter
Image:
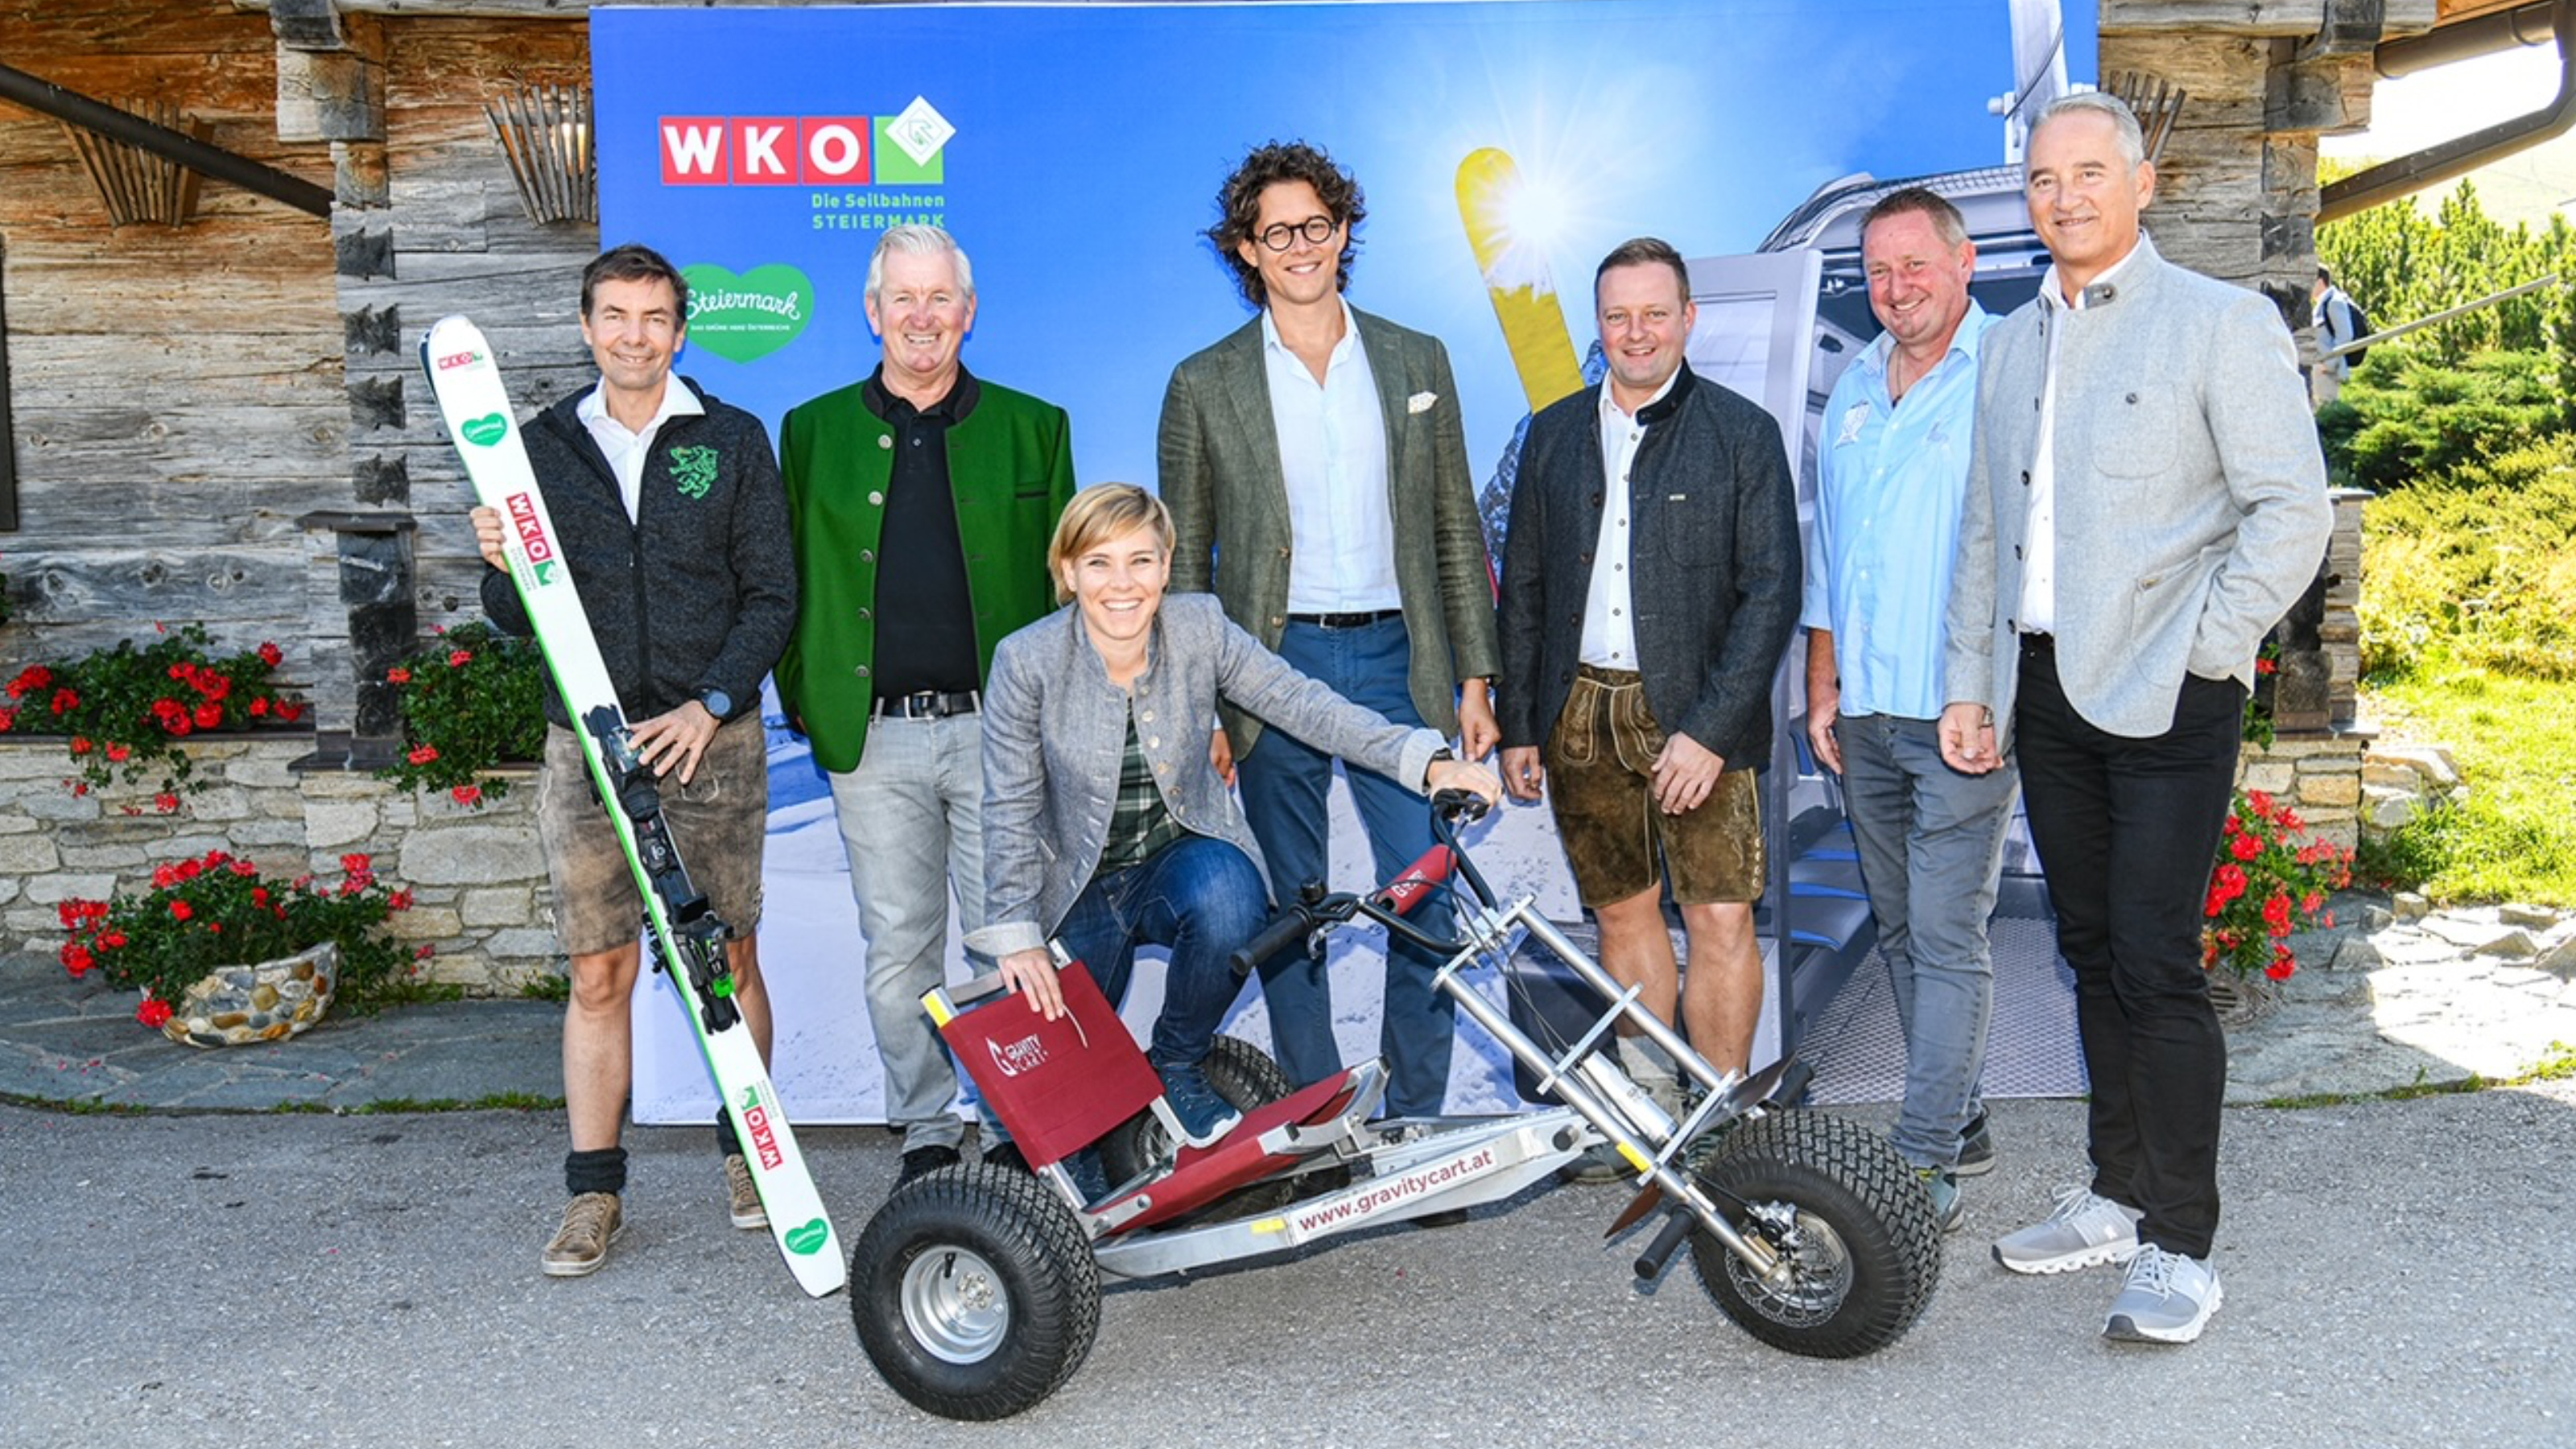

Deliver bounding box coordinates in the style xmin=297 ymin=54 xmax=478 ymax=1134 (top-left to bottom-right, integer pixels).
xmin=2207 ymin=967 xmax=2283 ymax=1028
xmin=160 ymin=941 xmax=341 ymax=1047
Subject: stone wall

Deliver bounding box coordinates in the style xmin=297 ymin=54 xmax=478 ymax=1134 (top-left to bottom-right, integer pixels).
xmin=2238 ymin=732 xmax=2368 ymax=852
xmin=2 ymin=737 xmax=554 ymax=993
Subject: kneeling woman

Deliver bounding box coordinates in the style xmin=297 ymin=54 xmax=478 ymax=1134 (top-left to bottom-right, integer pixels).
xmin=967 ymin=484 xmax=1501 ymax=1146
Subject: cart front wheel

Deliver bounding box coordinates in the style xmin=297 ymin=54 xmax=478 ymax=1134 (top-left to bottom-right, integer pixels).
xmin=851 ymin=1162 xmax=1100 ymax=1420
xmin=1689 ymin=1108 xmax=1940 ymax=1359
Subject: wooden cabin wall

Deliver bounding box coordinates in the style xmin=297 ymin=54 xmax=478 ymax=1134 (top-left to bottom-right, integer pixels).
xmin=348 ymin=15 xmax=597 ymax=642
xmin=0 ymin=0 xmax=338 ymax=675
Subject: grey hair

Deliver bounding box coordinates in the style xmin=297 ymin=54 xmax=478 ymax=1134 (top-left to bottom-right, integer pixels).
xmin=2030 ymin=91 xmax=2146 ymax=171
xmin=865 ymin=225 xmax=976 ymax=300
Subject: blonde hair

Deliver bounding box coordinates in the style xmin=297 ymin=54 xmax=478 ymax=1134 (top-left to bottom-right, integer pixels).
xmin=1048 ymin=483 xmax=1174 ymax=604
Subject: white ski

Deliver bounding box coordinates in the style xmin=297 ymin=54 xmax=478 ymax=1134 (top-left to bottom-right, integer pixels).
xmin=421 ymin=314 xmax=844 ymax=1298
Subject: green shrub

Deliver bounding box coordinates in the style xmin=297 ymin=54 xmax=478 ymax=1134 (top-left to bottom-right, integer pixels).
xmin=2360 ymin=441 xmax=2576 ymax=680
xmin=2326 ymin=345 xmax=2567 ymax=492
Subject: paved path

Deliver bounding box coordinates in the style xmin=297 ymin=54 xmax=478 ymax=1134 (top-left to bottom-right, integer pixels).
xmin=2 ymin=1086 xmax=2567 ymax=1448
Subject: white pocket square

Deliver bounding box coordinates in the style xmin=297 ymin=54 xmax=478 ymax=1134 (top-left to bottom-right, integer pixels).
xmin=1407 ymin=391 xmax=1439 ymax=414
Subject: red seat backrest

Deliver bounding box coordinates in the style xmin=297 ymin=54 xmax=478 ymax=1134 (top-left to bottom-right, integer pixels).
xmin=937 ymin=960 xmax=1162 ymax=1169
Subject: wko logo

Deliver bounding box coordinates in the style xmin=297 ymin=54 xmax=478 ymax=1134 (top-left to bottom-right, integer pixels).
xmin=660 ymin=96 xmax=953 ymax=186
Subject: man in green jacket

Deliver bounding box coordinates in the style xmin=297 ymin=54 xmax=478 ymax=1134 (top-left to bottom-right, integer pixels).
xmin=775 ymin=225 xmax=1074 ymax=1186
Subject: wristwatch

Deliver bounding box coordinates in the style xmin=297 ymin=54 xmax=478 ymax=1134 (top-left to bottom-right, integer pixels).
xmin=1423 ymin=745 xmax=1455 ymax=788
xmin=696 ymin=685 xmax=734 ymax=720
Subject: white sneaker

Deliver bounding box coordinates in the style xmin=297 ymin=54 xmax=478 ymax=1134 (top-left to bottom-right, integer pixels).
xmin=2103 ymin=1245 xmax=2224 ymax=1344
xmin=1992 ymin=1185 xmax=2141 ymax=1274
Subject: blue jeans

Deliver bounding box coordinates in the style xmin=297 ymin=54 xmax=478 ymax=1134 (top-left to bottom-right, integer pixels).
xmin=1236 ymin=616 xmax=1457 ymax=1115
xmin=1055 ymin=836 xmax=1271 ymax=1071
xmin=1835 ymin=712 xmax=2021 ymax=1169
xmin=827 ymin=712 xmax=986 ymax=1153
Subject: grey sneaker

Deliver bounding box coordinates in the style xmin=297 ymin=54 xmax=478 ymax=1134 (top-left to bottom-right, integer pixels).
xmin=1916 ymin=1166 xmax=1963 ymax=1233
xmin=541 ymin=1192 xmax=624 ymax=1278
xmin=2103 ymin=1245 xmax=2223 ymax=1344
xmin=724 ymin=1154 xmax=766 ymax=1231
xmin=1992 ymin=1185 xmax=2141 ymax=1274
xmin=1955 ymin=1109 xmax=1996 ymax=1177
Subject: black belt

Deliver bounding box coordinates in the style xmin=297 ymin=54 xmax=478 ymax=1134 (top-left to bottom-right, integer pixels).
xmin=2020 ymin=631 xmax=2054 ymax=652
xmin=875 ymin=688 xmax=980 ymax=720
xmin=1286 ymin=609 xmax=1403 ymax=630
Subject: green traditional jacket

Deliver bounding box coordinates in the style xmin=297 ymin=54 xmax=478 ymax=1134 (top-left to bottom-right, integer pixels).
xmin=775 ymin=374 xmax=1075 ymax=774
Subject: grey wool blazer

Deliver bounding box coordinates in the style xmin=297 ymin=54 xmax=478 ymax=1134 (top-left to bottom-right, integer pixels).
xmin=966 ymin=594 xmax=1447 ymax=960
xmin=1943 ymin=234 xmax=2331 ymax=745
xmin=1158 ymin=308 xmax=1502 ymax=753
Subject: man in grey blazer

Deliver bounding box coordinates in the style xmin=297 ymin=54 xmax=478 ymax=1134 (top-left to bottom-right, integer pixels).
xmin=1160 ymin=140 xmax=1502 ymax=1117
xmin=1938 ymin=93 xmax=2330 ymax=1345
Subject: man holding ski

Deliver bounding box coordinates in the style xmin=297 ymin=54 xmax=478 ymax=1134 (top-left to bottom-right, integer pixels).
xmin=470 ymin=242 xmax=798 ymax=1278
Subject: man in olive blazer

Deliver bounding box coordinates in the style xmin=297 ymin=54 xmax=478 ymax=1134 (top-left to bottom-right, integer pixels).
xmin=1158 ymin=141 xmax=1500 ymax=1116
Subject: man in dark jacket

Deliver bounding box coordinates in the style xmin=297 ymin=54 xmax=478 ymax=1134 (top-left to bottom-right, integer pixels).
xmin=1497 ymin=237 xmax=1800 ymax=1158
xmin=473 ymin=242 xmax=797 ymax=1278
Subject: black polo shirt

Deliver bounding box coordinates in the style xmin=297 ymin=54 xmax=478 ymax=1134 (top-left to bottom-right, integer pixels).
xmin=862 ymin=365 xmax=983 ymax=699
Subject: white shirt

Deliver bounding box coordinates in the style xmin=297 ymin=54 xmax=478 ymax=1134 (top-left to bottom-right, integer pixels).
xmin=1262 ymin=299 xmax=1401 ymax=613
xmin=576 ymin=375 xmax=705 ymax=523
xmin=2018 ymin=240 xmax=2146 ymax=635
xmin=1579 ymin=369 xmax=1679 ymax=668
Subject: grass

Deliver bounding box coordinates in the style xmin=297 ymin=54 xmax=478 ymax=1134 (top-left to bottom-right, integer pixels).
xmin=2360 ymin=663 xmax=2576 ymax=906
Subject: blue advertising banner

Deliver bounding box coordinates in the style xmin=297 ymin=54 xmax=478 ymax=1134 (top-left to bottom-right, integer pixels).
xmin=594 ymin=0 xmax=2095 ymax=485
xmin=594 ymin=0 xmax=2098 ymax=1123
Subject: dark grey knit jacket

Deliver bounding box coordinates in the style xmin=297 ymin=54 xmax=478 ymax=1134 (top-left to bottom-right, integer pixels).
xmin=481 ymin=378 xmax=797 ymax=729
xmin=1496 ymin=362 xmax=1801 ymax=770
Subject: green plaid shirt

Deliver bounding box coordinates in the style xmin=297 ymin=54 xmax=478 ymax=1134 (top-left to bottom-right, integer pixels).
xmin=1098 ymin=716 xmax=1190 ymax=873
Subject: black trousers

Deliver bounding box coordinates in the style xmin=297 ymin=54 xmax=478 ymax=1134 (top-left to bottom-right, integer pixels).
xmin=2013 ymin=636 xmax=2244 ymax=1259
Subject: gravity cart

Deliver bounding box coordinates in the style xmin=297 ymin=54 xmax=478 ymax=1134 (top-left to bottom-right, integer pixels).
xmin=850 ymin=794 xmax=1941 ymax=1420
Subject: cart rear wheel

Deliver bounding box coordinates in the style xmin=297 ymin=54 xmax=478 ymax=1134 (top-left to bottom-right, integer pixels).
xmin=851 ymin=1162 xmax=1099 ymax=1420
xmin=1100 ymin=1034 xmax=1298 ymax=1220
xmin=1688 ymin=1109 xmax=1940 ymax=1359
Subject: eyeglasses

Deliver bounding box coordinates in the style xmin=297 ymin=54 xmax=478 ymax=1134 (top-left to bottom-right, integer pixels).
xmin=1256 ymin=215 xmax=1339 ymax=252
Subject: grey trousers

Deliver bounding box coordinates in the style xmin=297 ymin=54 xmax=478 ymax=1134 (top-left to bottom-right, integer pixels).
xmin=1835 ymin=711 xmax=2021 ymax=1169
xmin=828 ymin=712 xmax=987 ymax=1152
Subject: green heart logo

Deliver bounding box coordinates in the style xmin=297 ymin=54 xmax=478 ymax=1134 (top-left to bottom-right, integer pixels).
xmin=682 ymin=262 xmax=815 ymax=364
xmin=460 ymin=413 xmax=508 ymax=448
xmin=784 ymin=1218 xmax=831 ymax=1256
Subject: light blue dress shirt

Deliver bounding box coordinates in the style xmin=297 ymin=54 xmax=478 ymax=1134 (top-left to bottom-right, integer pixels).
xmin=1802 ymin=301 xmax=1994 ymax=721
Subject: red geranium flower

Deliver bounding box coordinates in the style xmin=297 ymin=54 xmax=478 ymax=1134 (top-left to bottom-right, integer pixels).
xmin=105 ymin=742 xmax=131 ymax=762
xmin=137 ymin=997 xmax=175 ymax=1029
xmin=407 ymin=744 xmax=440 ymax=766
xmin=52 ymin=687 xmax=80 ymax=715
xmin=2231 ymin=832 xmax=2262 ymax=861
xmin=449 ymin=650 xmax=474 ymax=668
xmin=452 ymin=783 xmax=484 ymax=807
xmin=192 ymin=702 xmax=224 ymax=730
xmin=170 ymin=900 xmax=193 ymax=921
xmin=387 ymin=667 xmax=413 ymax=684
xmin=249 ymin=696 xmax=270 ymax=717
xmin=155 ymin=793 xmax=180 ymax=815
xmin=258 ymin=642 xmax=283 ymax=667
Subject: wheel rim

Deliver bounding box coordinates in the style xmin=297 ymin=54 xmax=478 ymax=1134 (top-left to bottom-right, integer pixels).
xmin=1724 ymin=1199 xmax=1854 ymax=1327
xmin=900 ymin=1245 xmax=1010 ymax=1364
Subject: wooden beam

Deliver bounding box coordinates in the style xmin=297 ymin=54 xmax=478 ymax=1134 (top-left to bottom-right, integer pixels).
xmin=0 ymin=234 xmax=18 ymax=533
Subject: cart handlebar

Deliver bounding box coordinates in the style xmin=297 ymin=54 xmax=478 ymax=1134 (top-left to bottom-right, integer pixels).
xmin=1228 ymin=792 xmax=1496 ymax=978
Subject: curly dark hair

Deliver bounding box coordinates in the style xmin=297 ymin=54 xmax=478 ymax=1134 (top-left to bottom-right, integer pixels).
xmin=1208 ymin=140 xmax=1365 ymax=308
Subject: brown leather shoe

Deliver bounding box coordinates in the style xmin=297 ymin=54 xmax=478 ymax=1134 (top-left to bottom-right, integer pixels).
xmin=541 ymin=1192 xmax=624 ymax=1278
xmin=724 ymin=1154 xmax=766 ymax=1230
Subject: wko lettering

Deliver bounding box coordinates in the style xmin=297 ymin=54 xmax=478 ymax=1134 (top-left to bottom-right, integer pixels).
xmin=659 ymin=98 xmax=952 ymax=186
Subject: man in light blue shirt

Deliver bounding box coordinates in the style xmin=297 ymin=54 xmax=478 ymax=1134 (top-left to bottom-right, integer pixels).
xmin=1803 ymin=187 xmax=2021 ymax=1231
